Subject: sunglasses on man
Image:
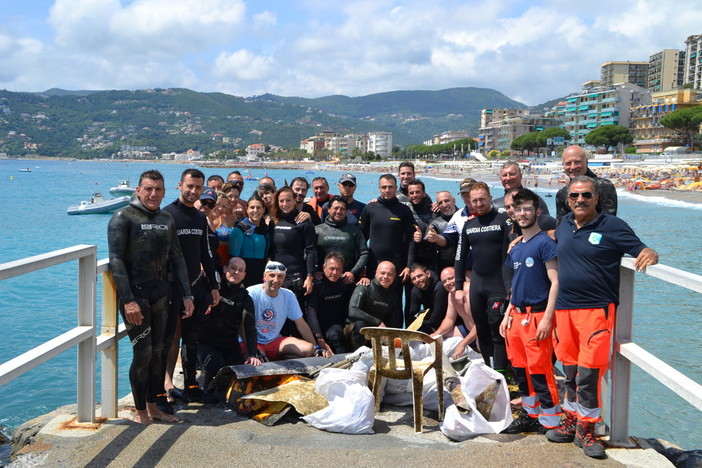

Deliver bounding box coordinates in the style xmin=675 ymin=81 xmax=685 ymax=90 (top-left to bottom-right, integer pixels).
xmin=568 ymin=191 xmax=594 ymax=200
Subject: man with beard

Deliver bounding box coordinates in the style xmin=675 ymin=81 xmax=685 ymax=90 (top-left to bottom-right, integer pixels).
xmin=454 ymin=182 xmax=511 ymax=376
xmin=315 ymin=196 xmax=368 ymax=285
xmin=408 ymin=263 xmax=447 ymax=334
xmin=396 ymin=161 xmax=432 ymax=206
xmin=499 ymin=188 xmax=560 ymax=435
xmin=408 ymin=179 xmax=439 ymax=272
xmin=163 ymin=168 xmax=221 ymax=406
xmin=291 ymin=176 xmax=322 ymax=225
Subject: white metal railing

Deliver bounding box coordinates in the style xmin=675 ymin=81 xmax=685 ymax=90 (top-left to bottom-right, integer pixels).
xmin=1 ymin=245 xmax=701 ymax=438
xmin=0 ymin=245 xmax=127 ymax=423
xmin=609 ymin=258 xmax=702 ymax=445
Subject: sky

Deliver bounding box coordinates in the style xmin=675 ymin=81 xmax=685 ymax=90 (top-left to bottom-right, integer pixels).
xmin=0 ymin=0 xmax=701 ymax=105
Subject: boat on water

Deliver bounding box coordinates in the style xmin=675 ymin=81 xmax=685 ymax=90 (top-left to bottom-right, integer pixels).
xmin=18 ymin=168 xmax=32 ymax=172
xmin=66 ymin=193 xmax=130 ymax=215
xmin=108 ymin=179 xmax=136 ymax=197
xmin=243 ymin=169 xmax=258 ymax=181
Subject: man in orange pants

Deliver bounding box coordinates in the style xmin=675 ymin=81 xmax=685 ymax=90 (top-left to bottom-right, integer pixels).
xmin=546 ymin=176 xmax=658 ymax=459
xmin=500 ymin=189 xmax=560 ymax=434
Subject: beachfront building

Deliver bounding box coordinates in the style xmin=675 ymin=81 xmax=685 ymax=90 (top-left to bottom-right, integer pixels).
xmin=368 ymin=131 xmax=393 ymax=158
xmin=648 ymin=49 xmax=686 ymax=93
xmin=246 ymin=143 xmax=266 ymax=158
xmin=560 ymin=82 xmax=651 ymax=145
xmin=300 ymin=131 xmax=377 ymax=158
xmin=631 ymin=88 xmax=702 ymax=153
xmin=423 ymin=130 xmax=473 ymax=146
xmin=478 ymin=109 xmax=560 ymax=153
xmin=601 ymin=61 xmax=649 ymax=88
xmin=683 ymin=34 xmax=702 ymax=90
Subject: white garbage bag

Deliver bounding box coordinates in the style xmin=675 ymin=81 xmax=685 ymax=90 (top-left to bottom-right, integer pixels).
xmin=440 ymin=361 xmax=512 ymax=440
xmin=303 ymin=368 xmax=375 ymax=434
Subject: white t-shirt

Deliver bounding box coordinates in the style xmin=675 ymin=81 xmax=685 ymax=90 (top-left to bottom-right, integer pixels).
xmin=246 ymin=284 xmax=303 ymax=345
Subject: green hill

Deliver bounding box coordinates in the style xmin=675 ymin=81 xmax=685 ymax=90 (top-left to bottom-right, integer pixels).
xmin=0 ymin=87 xmax=526 ymax=158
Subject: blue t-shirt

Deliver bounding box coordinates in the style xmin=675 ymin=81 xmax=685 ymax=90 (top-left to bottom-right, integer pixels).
xmin=555 ymin=213 xmax=646 ymax=309
xmin=505 ymin=231 xmax=557 ymax=307
xmin=247 ymin=284 xmax=303 ymax=344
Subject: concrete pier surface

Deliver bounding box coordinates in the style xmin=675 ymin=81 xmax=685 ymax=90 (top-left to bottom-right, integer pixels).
xmin=9 ymin=396 xmax=673 ymax=468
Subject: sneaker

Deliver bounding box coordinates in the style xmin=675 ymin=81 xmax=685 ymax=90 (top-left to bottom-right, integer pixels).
xmin=501 ymin=409 xmax=546 ymax=434
xmin=575 ymin=421 xmax=606 ymax=459
xmin=155 ymin=394 xmax=174 ymax=415
xmin=184 ymin=386 xmax=219 ymax=404
xmin=545 ymin=411 xmax=577 ymax=443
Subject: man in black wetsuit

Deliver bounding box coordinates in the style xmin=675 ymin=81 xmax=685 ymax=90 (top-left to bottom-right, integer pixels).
xmin=108 ymin=169 xmax=193 ymax=425
xmin=408 ymin=263 xmax=448 ymax=334
xmin=555 ymin=145 xmax=618 ymax=222
xmin=396 ymin=161 xmax=432 ymax=206
xmin=315 ymin=196 xmax=368 ymax=286
xmin=306 ymin=252 xmax=351 ymax=353
xmin=347 ymin=261 xmax=402 ymax=350
xmin=408 ymin=179 xmax=438 ymax=272
xmin=359 ymin=174 xmax=416 ymax=326
xmin=291 ymin=176 xmax=322 ymax=225
xmin=454 ymin=181 xmax=511 ymax=376
xmin=424 ymin=190 xmax=458 ymax=271
xmin=163 ymin=168 xmax=221 ymax=406
xmin=198 ymin=256 xmax=262 ymax=387
xmin=493 ymin=161 xmax=550 ymax=215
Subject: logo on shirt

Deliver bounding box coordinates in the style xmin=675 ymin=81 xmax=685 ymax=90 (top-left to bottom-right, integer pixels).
xmin=262 ymin=308 xmax=275 ymax=321
xmin=589 ymin=232 xmax=603 ymax=245
xmin=525 ymin=257 xmax=534 ymax=267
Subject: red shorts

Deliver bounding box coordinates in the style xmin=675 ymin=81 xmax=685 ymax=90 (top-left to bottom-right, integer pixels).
xmin=239 ymin=336 xmax=287 ymax=361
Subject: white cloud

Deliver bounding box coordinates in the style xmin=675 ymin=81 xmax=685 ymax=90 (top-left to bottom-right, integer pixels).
xmin=253 ymin=10 xmax=277 ymax=28
xmin=214 ymin=49 xmax=273 ymax=81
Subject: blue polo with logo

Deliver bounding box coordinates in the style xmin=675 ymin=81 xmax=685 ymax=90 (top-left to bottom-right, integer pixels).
xmin=505 ymin=231 xmax=557 ymax=307
xmin=555 ymin=213 xmax=647 ymax=309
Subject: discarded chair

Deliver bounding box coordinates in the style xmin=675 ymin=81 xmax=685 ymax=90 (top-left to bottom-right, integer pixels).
xmin=360 ymin=327 xmax=444 ymax=433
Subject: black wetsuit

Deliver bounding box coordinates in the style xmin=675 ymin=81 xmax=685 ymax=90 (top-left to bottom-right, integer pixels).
xmin=454 ymin=208 xmax=511 ymax=372
xmin=555 ymin=168 xmax=618 ymax=222
xmin=163 ymin=198 xmax=220 ymax=392
xmin=410 ymin=198 xmax=439 ymax=271
xmin=301 ymin=203 xmax=322 ymax=225
xmin=107 ymin=195 xmax=191 ymax=411
xmin=428 ymin=210 xmax=458 ymax=272
xmin=315 ymin=216 xmax=368 ymax=280
xmin=359 ymin=196 xmax=416 ymax=325
xmin=409 ymin=273 xmax=449 ymax=334
xmin=271 ymin=209 xmax=316 ymax=310
xmin=306 ymin=277 xmax=350 ymax=352
xmin=348 ymin=279 xmax=402 ymax=349
xmin=197 ymin=280 xmax=257 ymax=377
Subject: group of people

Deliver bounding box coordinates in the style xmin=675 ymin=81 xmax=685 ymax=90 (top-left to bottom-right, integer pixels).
xmin=108 ymin=145 xmax=658 ymax=460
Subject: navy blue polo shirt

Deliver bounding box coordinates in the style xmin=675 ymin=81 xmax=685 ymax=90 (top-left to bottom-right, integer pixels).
xmin=505 ymin=231 xmax=557 ymax=307
xmin=555 ymin=213 xmax=647 ymax=309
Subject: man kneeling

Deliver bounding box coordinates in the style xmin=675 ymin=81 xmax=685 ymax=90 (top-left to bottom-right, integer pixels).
xmin=248 ymin=261 xmax=331 ymax=360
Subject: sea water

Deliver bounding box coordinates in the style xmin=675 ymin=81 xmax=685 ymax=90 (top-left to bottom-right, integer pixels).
xmin=0 ymin=159 xmax=700 ymax=449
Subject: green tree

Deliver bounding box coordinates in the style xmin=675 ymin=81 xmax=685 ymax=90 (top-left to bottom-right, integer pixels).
xmin=584 ymin=124 xmax=632 ymax=149
xmin=660 ymin=106 xmax=702 ymax=150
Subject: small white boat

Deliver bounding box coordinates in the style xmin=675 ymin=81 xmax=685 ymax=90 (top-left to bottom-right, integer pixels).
xmin=67 ymin=193 xmax=130 ymax=215
xmin=109 ymin=179 xmax=136 ymax=197
xmin=18 ymin=168 xmax=32 ymax=172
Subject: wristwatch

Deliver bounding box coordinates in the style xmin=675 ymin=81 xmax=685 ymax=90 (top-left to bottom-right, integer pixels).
xmin=183 ymin=295 xmax=195 ymax=301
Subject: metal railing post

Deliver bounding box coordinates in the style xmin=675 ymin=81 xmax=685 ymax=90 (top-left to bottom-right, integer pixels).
xmin=100 ymin=269 xmax=119 ymax=418
xmin=77 ymin=247 xmax=97 ymax=423
xmin=609 ymin=264 xmax=635 ymax=446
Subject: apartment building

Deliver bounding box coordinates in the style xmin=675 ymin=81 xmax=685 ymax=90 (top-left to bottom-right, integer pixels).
xmin=478 ymin=109 xmax=560 ymax=153
xmin=648 ymin=49 xmax=685 ymax=92
xmin=601 ymin=61 xmax=649 ymax=87
xmin=631 ymin=88 xmax=702 ymax=153
xmin=423 ymin=131 xmax=473 ymax=146
xmin=683 ymin=34 xmax=702 ymax=90
xmin=561 ymin=82 xmax=651 ymax=145
xmin=368 ymin=131 xmax=393 ymax=158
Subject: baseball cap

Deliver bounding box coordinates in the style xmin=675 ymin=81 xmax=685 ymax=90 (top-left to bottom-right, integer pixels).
xmin=264 ymin=261 xmax=287 ymax=273
xmin=458 ymin=178 xmax=477 ymax=194
xmin=200 ymin=187 xmax=217 ymax=202
xmin=339 ymin=173 xmax=357 ymax=185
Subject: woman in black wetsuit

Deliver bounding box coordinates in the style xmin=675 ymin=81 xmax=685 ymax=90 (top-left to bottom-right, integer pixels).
xmin=270 ymin=186 xmax=317 ymax=308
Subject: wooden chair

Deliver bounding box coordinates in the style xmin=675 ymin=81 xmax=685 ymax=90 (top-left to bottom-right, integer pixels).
xmin=360 ymin=327 xmax=444 ymax=433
